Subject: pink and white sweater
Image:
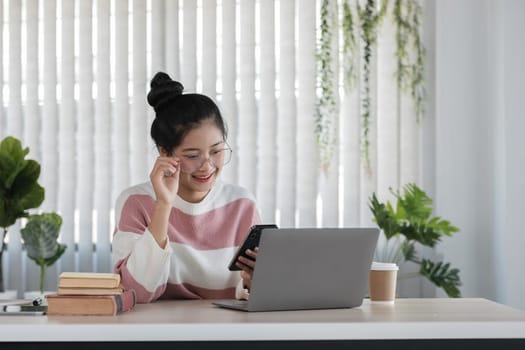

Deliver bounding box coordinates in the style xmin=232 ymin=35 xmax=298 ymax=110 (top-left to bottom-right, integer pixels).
xmin=112 ymin=180 xmax=260 ymax=303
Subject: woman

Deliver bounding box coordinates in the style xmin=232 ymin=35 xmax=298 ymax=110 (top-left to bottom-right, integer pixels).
xmin=112 ymin=72 xmax=260 ymax=303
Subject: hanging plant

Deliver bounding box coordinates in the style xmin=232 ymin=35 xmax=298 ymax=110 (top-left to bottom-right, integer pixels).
xmin=315 ymin=0 xmax=338 ymax=174
xmin=342 ymin=0 xmax=359 ymax=92
xmin=357 ymin=0 xmax=388 ymax=173
xmin=320 ymin=0 xmax=426 ymax=175
xmin=393 ymin=0 xmax=426 ymax=122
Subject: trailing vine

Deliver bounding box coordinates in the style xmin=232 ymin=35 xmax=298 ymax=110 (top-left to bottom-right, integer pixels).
xmin=394 ymin=0 xmax=426 ymax=122
xmin=315 ymin=0 xmax=338 ymax=174
xmin=357 ymin=0 xmax=388 ymax=173
xmin=316 ymin=0 xmax=426 ymax=175
xmin=342 ymin=0 xmax=359 ymax=93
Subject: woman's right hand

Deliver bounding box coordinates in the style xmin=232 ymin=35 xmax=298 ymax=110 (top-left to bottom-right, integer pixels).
xmin=150 ymin=156 xmax=180 ymax=206
xmin=237 ymin=248 xmax=258 ymax=291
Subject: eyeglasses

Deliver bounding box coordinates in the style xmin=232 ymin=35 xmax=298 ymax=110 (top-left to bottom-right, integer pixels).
xmin=177 ymin=146 xmax=233 ymax=174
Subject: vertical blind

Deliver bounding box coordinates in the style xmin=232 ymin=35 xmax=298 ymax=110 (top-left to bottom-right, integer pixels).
xmin=0 ymin=0 xmax=421 ymax=295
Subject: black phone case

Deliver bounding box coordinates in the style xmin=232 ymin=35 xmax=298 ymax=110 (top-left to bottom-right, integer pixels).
xmin=228 ymin=224 xmax=278 ymax=271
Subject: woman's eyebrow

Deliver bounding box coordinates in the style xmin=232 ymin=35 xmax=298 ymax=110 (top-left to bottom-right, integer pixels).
xmin=181 ymin=141 xmax=224 ymax=152
xmin=210 ymin=141 xmax=224 ymax=147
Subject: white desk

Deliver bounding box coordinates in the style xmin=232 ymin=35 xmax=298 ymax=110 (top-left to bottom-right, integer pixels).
xmin=1 ymin=298 xmax=524 ymax=349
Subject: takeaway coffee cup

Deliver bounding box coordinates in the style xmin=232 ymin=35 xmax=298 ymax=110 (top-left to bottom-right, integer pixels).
xmin=369 ymin=262 xmax=398 ymax=303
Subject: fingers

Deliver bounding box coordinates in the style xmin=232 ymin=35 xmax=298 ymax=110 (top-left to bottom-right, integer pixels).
xmin=152 ymin=156 xmax=180 ymax=179
xmin=235 ymin=260 xmax=253 ymax=272
xmin=240 ymin=270 xmax=252 ymax=290
xmin=246 ymin=248 xmax=258 ymax=258
xmin=238 ymin=250 xmax=256 ymax=269
xmin=237 ymin=248 xmax=260 ymax=291
xmin=163 ymin=158 xmax=180 ymax=177
xmin=237 ymin=258 xmax=254 ymax=271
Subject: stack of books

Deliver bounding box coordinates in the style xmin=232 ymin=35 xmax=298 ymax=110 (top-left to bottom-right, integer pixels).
xmin=45 ymin=272 xmax=136 ymax=316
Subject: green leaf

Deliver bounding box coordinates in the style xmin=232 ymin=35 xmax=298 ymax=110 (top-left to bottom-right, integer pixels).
xmin=10 ymin=160 xmax=41 ymax=197
xmin=0 ymin=136 xmax=30 ymax=189
xmin=21 ymin=212 xmax=66 ymax=294
xmin=398 ymin=222 xmax=442 ymax=247
xmin=369 ymin=193 xmax=400 ymax=239
xmin=0 ymin=199 xmax=28 ymax=228
xmin=419 ymin=259 xmax=462 ymax=298
xmin=17 ymin=182 xmax=45 ymax=211
xmin=42 ymin=243 xmax=67 ymax=267
xmin=369 ymin=183 xmax=462 ymax=297
xmin=0 ymin=136 xmax=45 ymax=229
xmin=383 ymin=183 xmax=461 ymax=247
xmin=401 ymin=240 xmax=417 ymax=262
xmin=21 ymin=212 xmax=66 ymax=263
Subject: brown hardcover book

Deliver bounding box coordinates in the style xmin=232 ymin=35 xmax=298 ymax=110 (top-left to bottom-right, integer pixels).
xmin=58 ymin=272 xmax=121 ymax=289
xmin=46 ymin=289 xmax=136 ymax=316
xmin=57 ymin=286 xmax=124 ymax=295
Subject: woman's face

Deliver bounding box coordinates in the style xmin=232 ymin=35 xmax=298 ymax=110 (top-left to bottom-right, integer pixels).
xmin=174 ymin=120 xmax=228 ymax=203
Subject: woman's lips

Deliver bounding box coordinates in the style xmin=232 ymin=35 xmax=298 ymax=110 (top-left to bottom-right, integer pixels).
xmin=192 ymin=172 xmax=214 ymax=183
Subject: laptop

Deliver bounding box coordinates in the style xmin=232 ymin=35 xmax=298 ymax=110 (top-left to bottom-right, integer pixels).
xmin=213 ymin=227 xmax=379 ymax=312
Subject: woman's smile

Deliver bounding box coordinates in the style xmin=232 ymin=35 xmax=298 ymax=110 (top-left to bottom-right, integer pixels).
xmin=191 ymin=171 xmax=215 ymax=183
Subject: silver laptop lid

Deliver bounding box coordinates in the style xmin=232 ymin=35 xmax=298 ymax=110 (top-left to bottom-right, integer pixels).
xmin=247 ymin=227 xmax=379 ymax=312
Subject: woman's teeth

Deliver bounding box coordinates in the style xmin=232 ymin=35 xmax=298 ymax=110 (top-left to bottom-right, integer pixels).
xmin=193 ymin=173 xmax=213 ymax=182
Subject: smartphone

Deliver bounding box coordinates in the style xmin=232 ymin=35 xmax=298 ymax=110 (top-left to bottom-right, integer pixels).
xmin=228 ymin=224 xmax=278 ymax=271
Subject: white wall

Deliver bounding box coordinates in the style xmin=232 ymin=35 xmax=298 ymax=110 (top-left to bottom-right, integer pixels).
xmin=429 ymin=0 xmax=525 ymax=309
xmin=499 ymin=0 xmax=525 ymax=310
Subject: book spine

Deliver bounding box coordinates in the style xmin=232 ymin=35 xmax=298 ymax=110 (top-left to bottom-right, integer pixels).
xmin=116 ymin=289 xmax=137 ymax=314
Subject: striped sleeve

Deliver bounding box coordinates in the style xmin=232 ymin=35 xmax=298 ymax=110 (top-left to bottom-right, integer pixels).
xmin=112 ymin=186 xmax=172 ymax=303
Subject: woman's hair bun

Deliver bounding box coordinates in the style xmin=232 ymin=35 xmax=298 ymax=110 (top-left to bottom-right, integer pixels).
xmin=147 ymin=72 xmax=184 ymax=113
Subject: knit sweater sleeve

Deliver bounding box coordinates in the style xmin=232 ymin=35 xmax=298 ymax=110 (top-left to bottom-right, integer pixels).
xmin=112 ymin=186 xmax=172 ymax=303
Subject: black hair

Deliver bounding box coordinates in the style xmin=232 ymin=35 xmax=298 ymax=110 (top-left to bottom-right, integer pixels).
xmin=147 ymin=72 xmax=227 ymax=155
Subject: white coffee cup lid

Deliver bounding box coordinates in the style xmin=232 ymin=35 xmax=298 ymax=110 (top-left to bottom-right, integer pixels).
xmin=371 ymin=261 xmax=399 ymax=271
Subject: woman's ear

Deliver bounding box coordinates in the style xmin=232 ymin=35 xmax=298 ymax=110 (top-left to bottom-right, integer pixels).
xmin=158 ymin=146 xmax=171 ymax=157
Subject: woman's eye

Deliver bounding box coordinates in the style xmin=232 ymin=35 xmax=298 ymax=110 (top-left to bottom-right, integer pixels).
xmin=184 ymin=154 xmax=200 ymax=160
xmin=211 ymin=149 xmax=223 ymax=156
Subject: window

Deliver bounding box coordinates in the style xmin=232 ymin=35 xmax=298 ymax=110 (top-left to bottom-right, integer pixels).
xmin=0 ymin=0 xmax=421 ymax=294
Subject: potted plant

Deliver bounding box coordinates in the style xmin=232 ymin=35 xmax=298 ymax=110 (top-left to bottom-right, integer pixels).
xmin=0 ymin=136 xmax=45 ymax=293
xmin=369 ymin=183 xmax=462 ymax=297
xmin=21 ymin=212 xmax=66 ymax=295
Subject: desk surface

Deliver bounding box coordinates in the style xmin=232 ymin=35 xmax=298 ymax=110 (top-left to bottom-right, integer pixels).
xmin=1 ymin=298 xmax=525 ymax=341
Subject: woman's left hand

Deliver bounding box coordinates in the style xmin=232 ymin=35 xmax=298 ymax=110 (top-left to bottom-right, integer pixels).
xmin=236 ymin=248 xmax=258 ymax=290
